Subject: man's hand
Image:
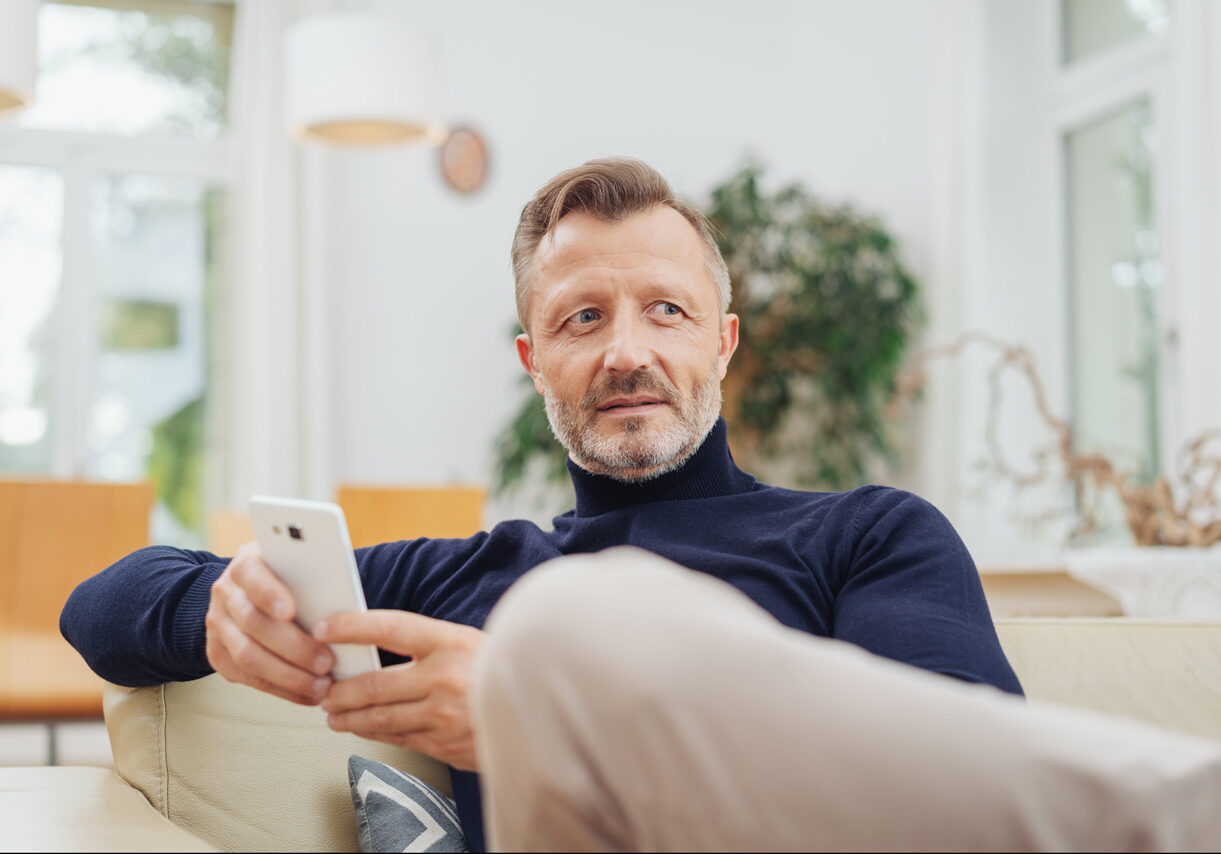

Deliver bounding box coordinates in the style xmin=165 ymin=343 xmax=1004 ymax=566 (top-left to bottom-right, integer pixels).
xmin=205 ymin=541 xmax=336 ymax=705
xmin=315 ymin=611 xmax=484 ymax=772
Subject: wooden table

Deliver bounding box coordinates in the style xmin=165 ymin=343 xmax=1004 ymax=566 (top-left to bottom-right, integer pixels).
xmin=978 ymin=561 xmax=1123 ymax=618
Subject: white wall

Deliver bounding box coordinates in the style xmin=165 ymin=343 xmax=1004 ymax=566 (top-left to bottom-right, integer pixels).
xmin=323 ymin=0 xmax=954 ymax=527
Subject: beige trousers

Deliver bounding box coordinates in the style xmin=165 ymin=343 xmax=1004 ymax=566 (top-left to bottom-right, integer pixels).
xmin=470 ymin=546 xmax=1221 ymax=852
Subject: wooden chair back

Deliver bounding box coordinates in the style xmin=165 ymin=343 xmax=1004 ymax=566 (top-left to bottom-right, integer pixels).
xmin=207 ymin=507 xmax=256 ymax=557
xmin=0 ymin=479 xmax=153 ymax=718
xmin=334 ymin=485 xmax=486 ymax=547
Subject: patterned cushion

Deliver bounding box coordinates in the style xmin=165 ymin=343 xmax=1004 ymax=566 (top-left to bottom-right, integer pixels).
xmin=347 ymin=755 xmax=469 ymax=853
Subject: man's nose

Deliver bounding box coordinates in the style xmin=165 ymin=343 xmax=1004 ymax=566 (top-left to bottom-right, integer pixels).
xmin=602 ymin=316 xmax=652 ymax=374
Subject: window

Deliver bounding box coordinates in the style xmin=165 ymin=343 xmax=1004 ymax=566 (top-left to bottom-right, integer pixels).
xmin=1057 ymin=0 xmax=1172 ymax=544
xmin=18 ymin=0 xmax=233 ymax=139
xmin=0 ymin=165 xmax=62 ymax=474
xmin=0 ymin=0 xmax=233 ymax=546
xmin=948 ymin=0 xmax=1221 ymax=557
xmin=1065 ymin=99 xmax=1160 ymax=487
xmin=1063 ymin=0 xmax=1170 ymax=63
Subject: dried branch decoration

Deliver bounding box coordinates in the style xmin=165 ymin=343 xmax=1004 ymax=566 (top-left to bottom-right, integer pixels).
xmin=895 ymin=331 xmax=1221 ymax=547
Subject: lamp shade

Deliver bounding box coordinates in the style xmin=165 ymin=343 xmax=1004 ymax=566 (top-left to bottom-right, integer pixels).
xmin=0 ymin=0 xmax=39 ymax=113
xmin=284 ymin=12 xmax=443 ymax=145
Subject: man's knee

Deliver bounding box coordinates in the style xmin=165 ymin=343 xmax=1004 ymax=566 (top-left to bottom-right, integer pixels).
xmin=478 ymin=546 xmax=667 ymax=675
xmin=473 ymin=545 xmax=783 ymax=722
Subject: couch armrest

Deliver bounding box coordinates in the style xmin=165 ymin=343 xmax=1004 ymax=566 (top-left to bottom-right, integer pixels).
xmin=996 ymin=618 xmax=1221 ymax=742
xmin=0 ymin=766 xmax=215 ymax=852
xmin=104 ymin=674 xmax=452 ymax=853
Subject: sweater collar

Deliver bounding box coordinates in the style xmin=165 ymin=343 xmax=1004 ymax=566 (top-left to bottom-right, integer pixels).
xmin=567 ymin=417 xmax=755 ymax=517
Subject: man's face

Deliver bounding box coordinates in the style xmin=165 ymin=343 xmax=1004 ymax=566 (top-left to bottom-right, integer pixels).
xmin=516 ymin=206 xmax=739 ymax=481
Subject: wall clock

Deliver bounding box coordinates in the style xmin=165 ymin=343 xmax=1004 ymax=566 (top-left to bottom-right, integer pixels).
xmin=438 ymin=126 xmax=489 ymax=194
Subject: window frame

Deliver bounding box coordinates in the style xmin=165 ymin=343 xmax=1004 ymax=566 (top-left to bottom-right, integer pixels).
xmin=1050 ymin=0 xmax=1179 ymax=485
xmin=0 ymin=2 xmax=233 ymax=487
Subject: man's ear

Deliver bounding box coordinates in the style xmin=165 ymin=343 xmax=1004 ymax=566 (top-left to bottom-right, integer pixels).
xmin=717 ymin=314 xmax=740 ymax=380
xmin=516 ymin=333 xmax=546 ymax=396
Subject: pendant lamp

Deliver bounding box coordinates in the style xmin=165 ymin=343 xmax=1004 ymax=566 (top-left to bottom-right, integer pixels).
xmin=0 ymin=0 xmax=39 ymax=114
xmin=284 ymin=12 xmax=444 ymax=145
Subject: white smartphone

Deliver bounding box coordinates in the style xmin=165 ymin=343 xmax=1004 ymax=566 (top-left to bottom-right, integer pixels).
xmin=248 ymin=495 xmax=381 ymax=681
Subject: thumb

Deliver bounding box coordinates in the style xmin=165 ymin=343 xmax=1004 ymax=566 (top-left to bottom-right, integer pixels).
xmin=313 ymin=609 xmax=446 ymax=658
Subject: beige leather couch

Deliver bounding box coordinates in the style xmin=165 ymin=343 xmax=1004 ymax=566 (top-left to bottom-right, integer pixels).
xmin=5 ymin=617 xmax=1221 ymax=852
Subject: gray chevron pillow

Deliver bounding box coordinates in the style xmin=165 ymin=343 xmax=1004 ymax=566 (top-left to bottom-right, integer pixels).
xmin=347 ymin=755 xmax=469 ymax=853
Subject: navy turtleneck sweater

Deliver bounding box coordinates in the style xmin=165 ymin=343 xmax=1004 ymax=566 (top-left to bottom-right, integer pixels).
xmin=62 ymin=418 xmax=1021 ymax=852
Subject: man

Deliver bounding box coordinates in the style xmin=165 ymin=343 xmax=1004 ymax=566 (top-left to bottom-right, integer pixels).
xmin=63 ymin=157 xmax=1024 ymax=851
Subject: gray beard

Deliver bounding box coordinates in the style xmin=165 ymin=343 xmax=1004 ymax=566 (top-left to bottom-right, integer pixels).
xmin=541 ymin=365 xmax=722 ymax=483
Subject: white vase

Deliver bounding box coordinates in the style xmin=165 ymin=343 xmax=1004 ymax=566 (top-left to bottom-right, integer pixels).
xmin=1062 ymin=546 xmax=1221 ymax=618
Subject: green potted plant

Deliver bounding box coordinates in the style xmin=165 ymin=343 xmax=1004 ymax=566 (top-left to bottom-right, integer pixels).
xmin=492 ymin=159 xmax=924 ymax=502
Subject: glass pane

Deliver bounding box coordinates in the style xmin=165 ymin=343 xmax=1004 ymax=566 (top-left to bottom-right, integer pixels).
xmin=20 ymin=0 xmax=234 ymax=139
xmin=1063 ymin=0 xmax=1171 ymax=64
xmin=0 ymin=165 xmax=63 ymax=474
xmin=89 ymin=173 xmax=224 ymax=547
xmin=1065 ymin=99 xmax=1160 ymax=542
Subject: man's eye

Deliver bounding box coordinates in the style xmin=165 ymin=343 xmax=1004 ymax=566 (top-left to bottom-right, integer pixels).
xmin=575 ymin=309 xmax=599 ymax=324
xmin=660 ymin=302 xmax=681 ymax=316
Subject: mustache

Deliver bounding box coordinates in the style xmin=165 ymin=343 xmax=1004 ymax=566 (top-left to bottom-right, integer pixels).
xmin=581 ymin=370 xmax=678 ymax=411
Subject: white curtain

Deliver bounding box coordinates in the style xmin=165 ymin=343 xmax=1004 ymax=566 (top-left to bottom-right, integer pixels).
xmin=213 ymin=0 xmax=337 ymax=513
xmin=910 ymin=0 xmax=982 ymax=530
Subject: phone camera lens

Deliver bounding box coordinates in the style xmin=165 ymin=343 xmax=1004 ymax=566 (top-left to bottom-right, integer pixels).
xmin=288 ymin=525 xmax=303 ymax=540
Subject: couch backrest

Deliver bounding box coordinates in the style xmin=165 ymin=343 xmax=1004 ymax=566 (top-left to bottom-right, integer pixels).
xmin=104 ymin=675 xmax=452 ymax=853
xmin=105 ymin=619 xmax=1221 ymax=852
xmin=995 ymin=618 xmax=1221 ymax=743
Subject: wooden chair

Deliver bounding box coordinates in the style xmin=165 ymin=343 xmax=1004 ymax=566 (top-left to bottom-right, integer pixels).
xmin=334 ymin=484 xmax=486 ymax=547
xmin=207 ymin=507 xmax=256 ymax=556
xmin=207 ymin=485 xmax=487 ymax=555
xmin=0 ymin=479 xmax=153 ymax=762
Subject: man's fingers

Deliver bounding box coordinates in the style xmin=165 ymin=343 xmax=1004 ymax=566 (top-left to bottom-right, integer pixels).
xmin=204 ymin=543 xmax=343 ymax=708
xmin=322 ymin=661 xmax=425 ymax=712
xmin=207 ymin=635 xmax=329 ymax=706
xmin=227 ymin=665 xmax=321 ymax=706
xmin=215 ymin=546 xmax=336 ymax=676
xmin=312 ymin=618 xmax=483 ymax=772
xmin=210 ymin=612 xmax=333 ymax=702
xmin=227 ymin=542 xmax=296 ymax=621
xmin=213 ymin=574 xmax=334 ymax=676
xmin=314 ymin=609 xmax=447 ymax=657
xmin=326 ymin=697 xmax=431 ymax=736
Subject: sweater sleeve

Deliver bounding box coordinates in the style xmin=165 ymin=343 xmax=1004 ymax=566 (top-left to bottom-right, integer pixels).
xmin=830 ymin=487 xmax=1024 ymax=696
xmin=60 ymin=546 xmax=226 ymax=687
xmin=60 ymin=536 xmax=489 ymax=687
